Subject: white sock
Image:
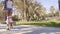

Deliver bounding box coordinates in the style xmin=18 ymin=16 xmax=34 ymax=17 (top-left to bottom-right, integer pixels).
xmin=6 ymin=18 xmax=9 ymax=24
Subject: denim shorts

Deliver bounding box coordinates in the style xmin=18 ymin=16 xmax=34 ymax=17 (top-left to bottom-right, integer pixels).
xmin=6 ymin=8 xmax=12 ymax=11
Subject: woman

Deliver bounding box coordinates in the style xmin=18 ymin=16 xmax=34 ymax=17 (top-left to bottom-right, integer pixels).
xmin=4 ymin=0 xmax=13 ymax=30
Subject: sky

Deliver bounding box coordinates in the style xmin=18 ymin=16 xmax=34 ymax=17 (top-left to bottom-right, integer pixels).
xmin=0 ymin=0 xmax=59 ymax=13
xmin=37 ymin=0 xmax=59 ymax=13
xmin=0 ymin=0 xmax=4 ymax=2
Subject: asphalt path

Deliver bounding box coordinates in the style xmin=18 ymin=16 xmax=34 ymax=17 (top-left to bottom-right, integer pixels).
xmin=0 ymin=24 xmax=60 ymax=34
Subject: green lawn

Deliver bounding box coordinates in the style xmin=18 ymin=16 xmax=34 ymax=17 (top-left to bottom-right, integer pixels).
xmin=16 ymin=19 xmax=60 ymax=27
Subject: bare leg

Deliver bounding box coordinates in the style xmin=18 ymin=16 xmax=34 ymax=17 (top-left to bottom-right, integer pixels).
xmin=9 ymin=11 xmax=13 ymax=28
xmin=6 ymin=10 xmax=13 ymax=30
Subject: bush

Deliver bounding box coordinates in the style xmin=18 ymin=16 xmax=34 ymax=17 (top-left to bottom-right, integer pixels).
xmin=12 ymin=15 xmax=19 ymax=21
xmin=17 ymin=20 xmax=60 ymax=27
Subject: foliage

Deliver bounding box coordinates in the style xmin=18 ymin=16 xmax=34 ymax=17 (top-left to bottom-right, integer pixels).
xmin=17 ymin=19 xmax=60 ymax=27
xmin=0 ymin=0 xmax=59 ymax=21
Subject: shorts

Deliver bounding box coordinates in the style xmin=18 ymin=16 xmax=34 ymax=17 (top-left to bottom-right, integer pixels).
xmin=6 ymin=8 xmax=12 ymax=11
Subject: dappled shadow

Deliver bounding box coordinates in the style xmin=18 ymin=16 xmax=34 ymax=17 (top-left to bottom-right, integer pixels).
xmin=24 ymin=29 xmax=60 ymax=34
xmin=9 ymin=26 xmax=31 ymax=32
xmin=23 ymin=26 xmax=60 ymax=34
xmin=0 ymin=24 xmax=60 ymax=34
xmin=25 ymin=30 xmax=60 ymax=34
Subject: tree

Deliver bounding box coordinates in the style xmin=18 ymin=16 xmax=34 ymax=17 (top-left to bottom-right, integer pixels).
xmin=14 ymin=0 xmax=44 ymax=21
xmin=0 ymin=2 xmax=5 ymax=22
xmin=50 ymin=6 xmax=55 ymax=17
xmin=41 ymin=7 xmax=46 ymax=20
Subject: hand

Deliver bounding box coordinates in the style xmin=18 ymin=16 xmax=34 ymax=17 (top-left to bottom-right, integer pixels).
xmin=2 ymin=6 xmax=4 ymax=10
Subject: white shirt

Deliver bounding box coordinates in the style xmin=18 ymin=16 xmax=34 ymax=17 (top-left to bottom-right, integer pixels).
xmin=7 ymin=1 xmax=13 ymax=8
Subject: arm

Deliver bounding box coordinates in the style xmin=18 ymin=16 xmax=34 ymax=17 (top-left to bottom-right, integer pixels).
xmin=3 ymin=1 xmax=6 ymax=10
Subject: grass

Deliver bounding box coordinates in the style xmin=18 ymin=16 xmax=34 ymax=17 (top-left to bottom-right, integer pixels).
xmin=16 ymin=19 xmax=60 ymax=27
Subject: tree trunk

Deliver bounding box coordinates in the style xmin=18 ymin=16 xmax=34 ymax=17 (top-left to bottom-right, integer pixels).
xmin=58 ymin=0 xmax=60 ymax=10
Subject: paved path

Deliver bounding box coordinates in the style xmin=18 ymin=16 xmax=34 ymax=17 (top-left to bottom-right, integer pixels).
xmin=0 ymin=24 xmax=60 ymax=34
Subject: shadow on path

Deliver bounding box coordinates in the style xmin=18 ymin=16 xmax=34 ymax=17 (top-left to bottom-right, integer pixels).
xmin=0 ymin=24 xmax=60 ymax=34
